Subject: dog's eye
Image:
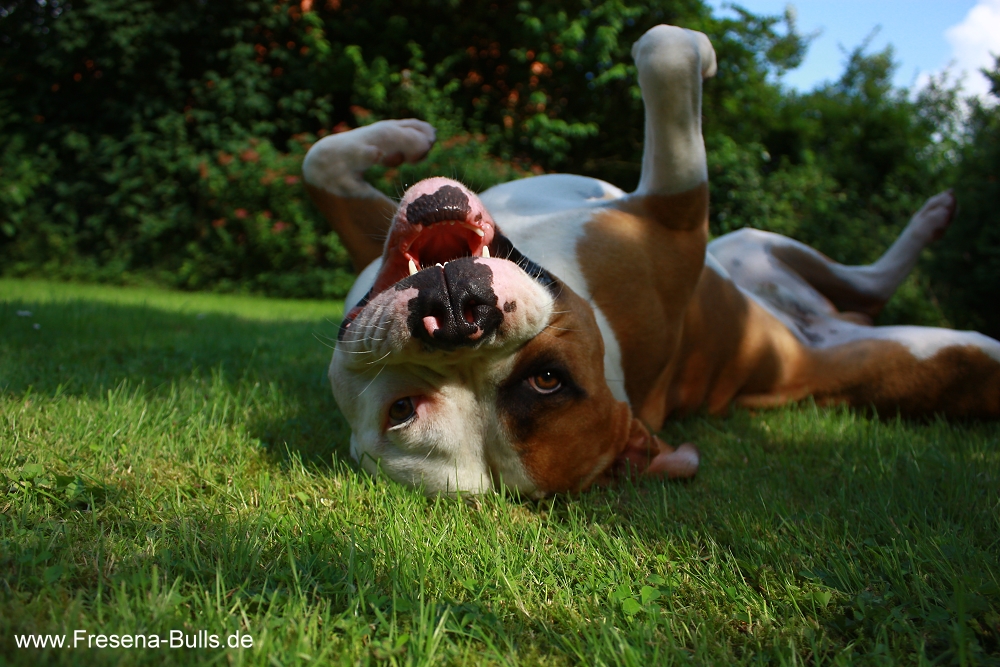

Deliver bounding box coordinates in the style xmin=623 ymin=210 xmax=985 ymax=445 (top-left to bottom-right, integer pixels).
xmin=387 ymin=397 xmax=416 ymax=426
xmin=528 ymin=370 xmax=563 ymax=394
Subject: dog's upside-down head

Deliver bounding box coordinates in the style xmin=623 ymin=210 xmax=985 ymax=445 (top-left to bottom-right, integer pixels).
xmin=331 ymin=177 xmax=697 ymax=496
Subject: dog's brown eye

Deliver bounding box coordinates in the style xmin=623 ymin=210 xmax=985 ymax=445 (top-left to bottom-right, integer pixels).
xmin=529 ymin=371 xmax=562 ymax=394
xmin=388 ymin=397 xmax=415 ymax=425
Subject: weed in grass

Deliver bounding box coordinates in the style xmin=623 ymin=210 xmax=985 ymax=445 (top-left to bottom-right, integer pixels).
xmin=1 ymin=279 xmax=999 ymax=665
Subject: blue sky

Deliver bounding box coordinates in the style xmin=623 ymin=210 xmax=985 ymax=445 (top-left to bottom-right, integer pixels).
xmin=706 ymin=0 xmax=1000 ymax=97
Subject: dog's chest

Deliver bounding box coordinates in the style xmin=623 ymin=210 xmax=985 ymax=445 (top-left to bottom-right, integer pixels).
xmin=478 ymin=174 xmax=625 ymax=301
xmin=479 ymin=175 xmax=631 ymax=404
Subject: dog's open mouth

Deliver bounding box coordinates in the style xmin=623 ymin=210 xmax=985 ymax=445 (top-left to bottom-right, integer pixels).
xmin=397 ymin=211 xmax=494 ymax=275
xmin=369 ymin=183 xmax=498 ymax=296
xmin=338 ymin=179 xmax=557 ymax=340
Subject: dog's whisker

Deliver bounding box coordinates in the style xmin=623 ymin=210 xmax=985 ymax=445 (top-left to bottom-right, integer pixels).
xmin=365 ymin=350 xmax=393 ymax=366
xmin=342 ymin=336 xmax=386 ymax=346
xmin=357 ymin=361 xmax=388 ymax=397
xmin=313 ymin=333 xmax=339 ymax=350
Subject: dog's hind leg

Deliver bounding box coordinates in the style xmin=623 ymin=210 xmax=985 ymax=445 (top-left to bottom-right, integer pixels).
xmin=303 ymin=119 xmax=436 ymax=273
xmin=709 ymin=190 xmax=957 ymax=321
xmin=773 ymin=190 xmax=955 ymax=319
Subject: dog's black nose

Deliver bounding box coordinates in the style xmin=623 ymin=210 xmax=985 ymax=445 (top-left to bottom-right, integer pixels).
xmin=399 ymin=260 xmax=503 ymax=349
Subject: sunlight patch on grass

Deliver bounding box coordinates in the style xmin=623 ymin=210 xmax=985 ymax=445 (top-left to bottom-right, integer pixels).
xmin=0 ymin=278 xmax=344 ymax=322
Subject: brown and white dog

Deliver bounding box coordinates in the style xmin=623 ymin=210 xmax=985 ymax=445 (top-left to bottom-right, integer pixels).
xmin=303 ymin=25 xmax=1000 ymax=496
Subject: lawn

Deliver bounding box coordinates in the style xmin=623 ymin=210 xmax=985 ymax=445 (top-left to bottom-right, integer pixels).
xmin=1 ymin=278 xmax=998 ymax=666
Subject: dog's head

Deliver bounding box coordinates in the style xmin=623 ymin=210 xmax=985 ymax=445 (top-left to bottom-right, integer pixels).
xmin=331 ymin=177 xmax=692 ymax=496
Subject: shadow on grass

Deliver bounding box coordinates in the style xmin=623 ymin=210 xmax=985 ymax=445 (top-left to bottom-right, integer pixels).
xmin=0 ymin=296 xmax=350 ymax=469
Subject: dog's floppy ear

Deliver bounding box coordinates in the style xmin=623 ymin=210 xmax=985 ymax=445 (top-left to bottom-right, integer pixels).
xmin=611 ymin=417 xmax=699 ymax=481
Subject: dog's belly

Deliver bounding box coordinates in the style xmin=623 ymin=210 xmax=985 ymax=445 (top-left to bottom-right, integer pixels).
xmin=478 ymin=174 xmax=626 ymax=219
xmin=705 ymin=238 xmax=1000 ymax=363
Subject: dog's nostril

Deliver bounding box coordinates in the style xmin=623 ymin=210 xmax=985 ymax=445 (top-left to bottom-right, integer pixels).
xmin=462 ymin=297 xmax=488 ymax=324
xmin=406 ymin=185 xmax=471 ymax=226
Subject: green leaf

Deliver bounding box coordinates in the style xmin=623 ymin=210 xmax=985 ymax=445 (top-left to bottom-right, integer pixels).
xmin=621 ymin=598 xmax=642 ymax=615
xmin=43 ymin=564 xmax=65 ymax=584
xmin=813 ymin=590 xmax=833 ymax=608
xmin=640 ymin=586 xmax=661 ymax=606
xmin=20 ymin=463 xmax=45 ymax=480
xmin=65 ymin=480 xmax=86 ymax=501
xmin=54 ymin=474 xmax=76 ymax=488
xmin=611 ymin=584 xmax=631 ymax=602
xmin=924 ymin=605 xmax=950 ymax=623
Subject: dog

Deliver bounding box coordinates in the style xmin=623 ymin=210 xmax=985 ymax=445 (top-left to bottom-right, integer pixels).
xmin=302 ymin=25 xmax=1000 ymax=497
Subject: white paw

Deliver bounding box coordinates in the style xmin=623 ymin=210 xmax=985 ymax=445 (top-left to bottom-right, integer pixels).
xmin=912 ymin=189 xmax=956 ymax=242
xmin=303 ymin=119 xmax=437 ymax=196
xmin=631 ymin=25 xmax=717 ymax=80
xmin=365 ymin=118 xmax=437 ymax=167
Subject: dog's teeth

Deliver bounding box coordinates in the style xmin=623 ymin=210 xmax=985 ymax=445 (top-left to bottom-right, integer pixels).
xmin=408 ymin=259 xmax=418 ymax=276
xmin=471 ymin=227 xmax=485 ymax=237
xmin=436 ymin=262 xmax=443 ymax=268
xmin=482 ymin=246 xmax=490 ymax=258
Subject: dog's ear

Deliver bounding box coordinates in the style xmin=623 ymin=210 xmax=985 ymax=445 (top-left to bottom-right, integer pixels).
xmin=611 ymin=417 xmax=699 ymax=481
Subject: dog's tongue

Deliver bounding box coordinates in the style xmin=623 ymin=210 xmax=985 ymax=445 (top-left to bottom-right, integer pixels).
xmin=369 ymin=178 xmax=496 ymax=295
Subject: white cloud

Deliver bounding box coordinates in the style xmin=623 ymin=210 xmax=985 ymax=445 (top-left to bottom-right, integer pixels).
xmin=943 ymin=0 xmax=1000 ymax=98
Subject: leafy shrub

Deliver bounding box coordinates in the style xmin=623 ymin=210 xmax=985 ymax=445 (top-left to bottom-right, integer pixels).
xmin=928 ymin=60 xmax=1000 ymax=338
xmin=706 ymin=42 xmax=962 ymax=326
xmin=0 ymin=0 xmax=983 ymax=326
xmin=1 ymin=0 xmax=346 ymax=293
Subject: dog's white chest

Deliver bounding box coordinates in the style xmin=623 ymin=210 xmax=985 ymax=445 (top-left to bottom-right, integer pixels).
xmin=479 ymin=175 xmax=631 ymax=404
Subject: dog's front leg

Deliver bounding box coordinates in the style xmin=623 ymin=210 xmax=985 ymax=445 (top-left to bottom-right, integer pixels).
xmin=632 ymin=25 xmax=716 ymax=207
xmin=576 ymin=26 xmax=721 ymax=431
xmin=303 ymin=119 xmax=436 ymax=272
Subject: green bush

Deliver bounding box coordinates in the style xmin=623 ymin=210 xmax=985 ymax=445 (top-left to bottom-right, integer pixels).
xmin=928 ymin=59 xmax=1000 ymax=338
xmin=705 ymin=42 xmax=962 ymax=326
xmin=0 ymin=0 xmax=349 ymax=294
xmin=0 ymin=0 xmax=985 ymax=322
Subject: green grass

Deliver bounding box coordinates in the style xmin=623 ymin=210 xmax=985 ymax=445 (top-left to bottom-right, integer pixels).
xmin=1 ymin=278 xmax=998 ymax=666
